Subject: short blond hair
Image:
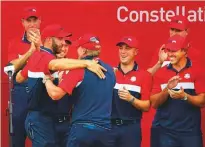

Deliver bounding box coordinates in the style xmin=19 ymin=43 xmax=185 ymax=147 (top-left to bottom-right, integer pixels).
xmin=86 ymin=49 xmax=101 ymax=57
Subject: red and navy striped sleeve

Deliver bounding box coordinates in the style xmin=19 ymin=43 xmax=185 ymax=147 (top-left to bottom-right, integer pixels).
xmin=58 ymin=69 xmax=84 ymax=95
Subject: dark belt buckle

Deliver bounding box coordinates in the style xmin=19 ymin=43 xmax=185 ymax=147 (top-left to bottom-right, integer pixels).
xmin=116 ymin=119 xmax=124 ymax=125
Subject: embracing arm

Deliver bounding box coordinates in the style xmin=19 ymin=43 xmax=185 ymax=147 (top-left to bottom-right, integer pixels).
xmin=48 ymin=59 xmax=106 ymax=79
xmin=44 ymin=78 xmax=67 ymax=100
xmin=16 ymin=70 xmax=28 ymax=83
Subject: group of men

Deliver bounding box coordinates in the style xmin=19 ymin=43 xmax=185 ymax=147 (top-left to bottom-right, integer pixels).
xmin=6 ymin=7 xmax=205 ymax=147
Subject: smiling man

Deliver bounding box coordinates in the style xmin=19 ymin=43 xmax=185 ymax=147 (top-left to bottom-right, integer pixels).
xmin=111 ymin=36 xmax=152 ymax=147
xmin=6 ymin=7 xmax=42 ymax=147
xmin=150 ymin=34 xmax=205 ymax=147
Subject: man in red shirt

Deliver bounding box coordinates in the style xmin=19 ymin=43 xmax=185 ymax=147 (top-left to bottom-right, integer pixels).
xmin=149 ymin=15 xmax=203 ymax=147
xmin=150 ymin=34 xmax=205 ymax=147
xmin=148 ymin=15 xmax=201 ymax=75
xmin=43 ymin=34 xmax=116 ymax=147
xmin=55 ymin=36 xmax=74 ymax=147
xmin=6 ymin=7 xmax=42 ymax=147
xmin=111 ymin=36 xmax=152 ymax=147
xmin=16 ymin=26 xmax=106 ymax=146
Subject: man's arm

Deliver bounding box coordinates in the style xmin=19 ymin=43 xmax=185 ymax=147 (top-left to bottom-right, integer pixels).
xmin=147 ymin=44 xmax=167 ymax=75
xmin=186 ymin=93 xmax=205 ymax=107
xmin=9 ymin=30 xmax=41 ymax=73
xmin=49 ymin=58 xmax=91 ymax=71
xmin=48 ymin=58 xmax=106 ymax=79
xmin=44 ymin=78 xmax=66 ymax=100
xmin=169 ymin=89 xmax=205 ymax=107
xmin=130 ymin=97 xmax=150 ymax=112
xmin=118 ymin=72 xmax=152 ymax=112
xmin=168 ymin=70 xmax=205 ymax=108
xmin=118 ymin=88 xmax=151 ymax=112
xmin=147 ymin=61 xmax=163 ymax=76
xmin=133 ymin=72 xmax=153 ymax=111
xmin=150 ymin=75 xmax=181 ymax=109
xmin=10 ymin=42 xmax=36 ymax=72
xmin=16 ymin=70 xmax=28 ymax=83
xmin=44 ymin=69 xmax=84 ymax=100
xmin=185 ymin=70 xmax=205 ymax=107
xmin=15 ymin=58 xmax=31 ymax=83
xmin=150 ymin=88 xmax=169 ymax=109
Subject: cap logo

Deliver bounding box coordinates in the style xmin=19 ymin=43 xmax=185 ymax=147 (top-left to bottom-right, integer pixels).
xmin=28 ymin=8 xmax=36 ymax=12
xmin=90 ymin=37 xmax=99 ymax=44
xmin=124 ymin=38 xmax=132 ymax=41
xmin=172 ymin=40 xmax=177 ymax=43
xmin=177 ymin=20 xmax=183 ymax=24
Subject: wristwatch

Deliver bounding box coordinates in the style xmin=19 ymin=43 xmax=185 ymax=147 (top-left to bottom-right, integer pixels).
xmin=183 ymin=93 xmax=188 ymax=101
xmin=42 ymin=77 xmax=51 ymax=84
xmin=129 ymin=96 xmax=135 ymax=104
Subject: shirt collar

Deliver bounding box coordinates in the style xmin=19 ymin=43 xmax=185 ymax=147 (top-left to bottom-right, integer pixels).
xmin=167 ymin=57 xmax=192 ymax=72
xmin=118 ymin=61 xmax=138 ymax=75
xmin=40 ymin=46 xmax=54 ymax=55
xmin=82 ymin=55 xmax=99 ymax=60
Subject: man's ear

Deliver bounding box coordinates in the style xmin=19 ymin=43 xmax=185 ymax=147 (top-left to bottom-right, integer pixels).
xmin=185 ymin=29 xmax=189 ymax=36
xmin=82 ymin=48 xmax=87 ymax=54
xmin=21 ymin=19 xmax=25 ymax=27
xmin=135 ymin=48 xmax=138 ymax=56
xmin=38 ymin=19 xmax=41 ymax=24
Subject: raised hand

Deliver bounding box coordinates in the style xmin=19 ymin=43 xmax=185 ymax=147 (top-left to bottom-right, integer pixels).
xmin=168 ymin=87 xmax=186 ymax=99
xmin=118 ymin=86 xmax=133 ymax=102
xmin=167 ymin=75 xmax=181 ymax=89
xmin=86 ymin=60 xmax=107 ymax=79
xmin=158 ymin=44 xmax=168 ymax=64
xmin=28 ymin=42 xmax=37 ymax=53
xmin=28 ymin=29 xmax=42 ymax=49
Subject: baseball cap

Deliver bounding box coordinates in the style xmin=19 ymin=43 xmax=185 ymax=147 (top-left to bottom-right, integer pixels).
xmin=169 ymin=15 xmax=188 ymax=31
xmin=165 ymin=35 xmax=190 ymax=51
xmin=75 ymin=34 xmax=101 ymax=50
xmin=41 ymin=24 xmax=70 ymax=40
xmin=116 ymin=36 xmax=139 ymax=48
xmin=22 ymin=7 xmax=40 ymax=19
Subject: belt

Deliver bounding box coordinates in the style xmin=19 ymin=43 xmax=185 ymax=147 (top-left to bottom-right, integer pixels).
xmin=55 ymin=115 xmax=70 ymax=123
xmin=111 ymin=118 xmax=139 ymax=126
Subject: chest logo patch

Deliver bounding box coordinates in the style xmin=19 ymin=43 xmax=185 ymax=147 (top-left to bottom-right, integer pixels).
xmin=130 ymin=76 xmax=136 ymax=82
xmin=184 ymin=73 xmax=190 ymax=79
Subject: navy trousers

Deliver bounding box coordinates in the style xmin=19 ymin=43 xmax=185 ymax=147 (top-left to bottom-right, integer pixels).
xmin=67 ymin=122 xmax=114 ymax=147
xmin=12 ymin=85 xmax=29 ymax=147
xmin=111 ymin=122 xmax=142 ymax=147
xmin=25 ymin=111 xmax=57 ymax=147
